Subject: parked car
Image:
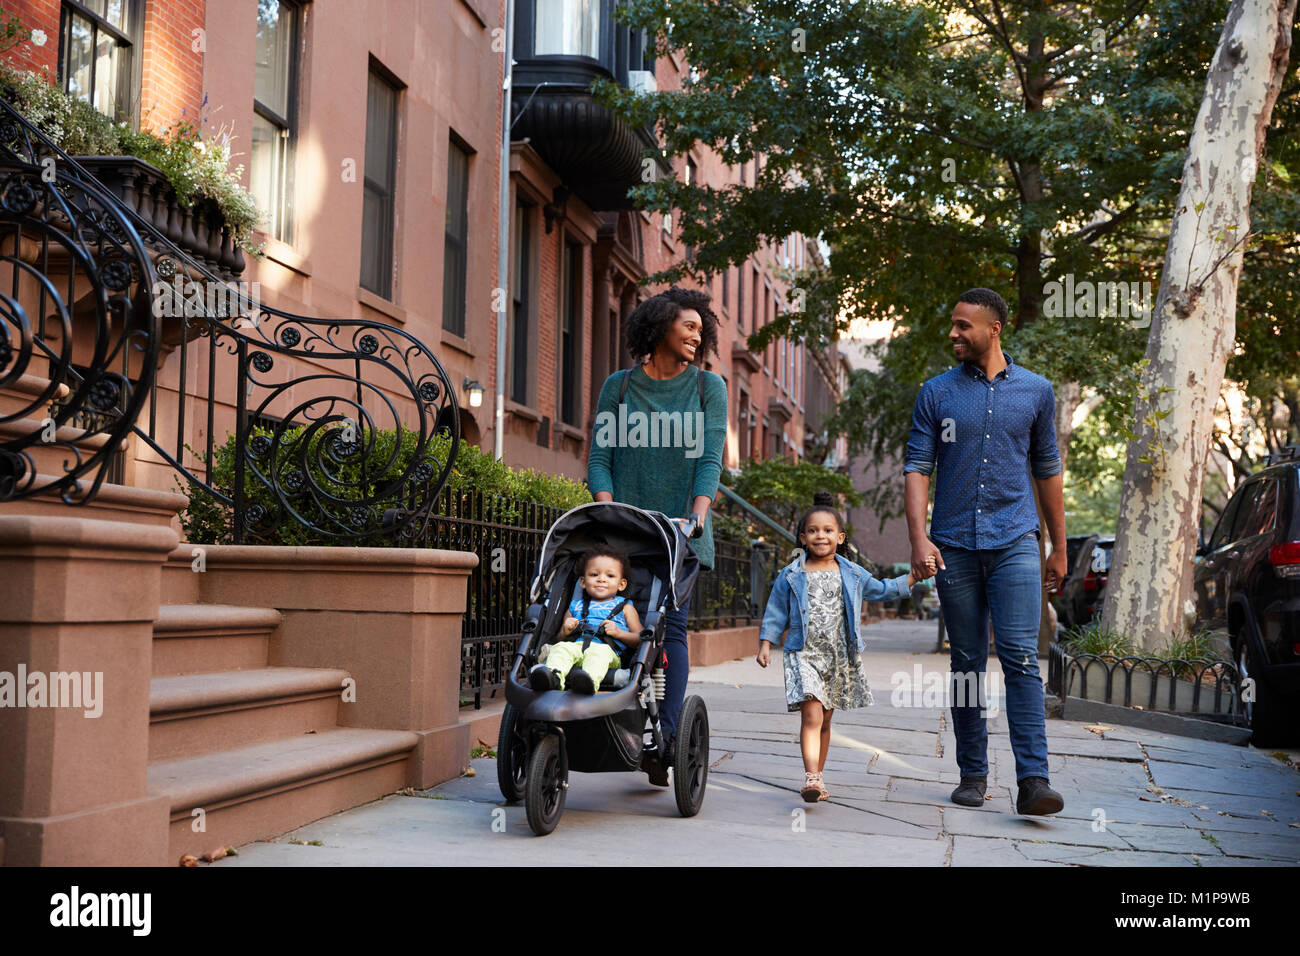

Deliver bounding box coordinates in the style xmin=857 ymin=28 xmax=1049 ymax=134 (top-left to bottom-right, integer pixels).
xmin=1055 ymin=535 xmax=1114 ymax=628
xmin=1193 ymin=447 xmax=1300 ymax=744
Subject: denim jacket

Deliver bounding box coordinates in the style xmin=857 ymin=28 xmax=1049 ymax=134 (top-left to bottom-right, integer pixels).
xmin=758 ymin=551 xmax=910 ymax=657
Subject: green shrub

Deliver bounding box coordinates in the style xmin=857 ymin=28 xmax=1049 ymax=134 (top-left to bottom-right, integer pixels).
xmin=726 ymin=458 xmax=863 ymax=533
xmin=1059 ymin=625 xmax=1139 ymax=658
xmin=178 ymin=426 xmax=592 ymax=546
xmin=0 ymin=58 xmax=262 ymax=251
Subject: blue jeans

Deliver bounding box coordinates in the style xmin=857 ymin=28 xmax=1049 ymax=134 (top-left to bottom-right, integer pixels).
xmin=659 ymin=596 xmax=691 ymax=741
xmin=935 ymin=533 xmax=1049 ymax=782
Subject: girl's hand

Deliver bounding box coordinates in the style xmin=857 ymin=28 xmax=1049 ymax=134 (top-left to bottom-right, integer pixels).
xmin=756 ymin=642 xmax=771 ymax=668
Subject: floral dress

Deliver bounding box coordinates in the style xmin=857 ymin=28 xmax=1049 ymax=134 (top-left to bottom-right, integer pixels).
xmin=784 ymin=569 xmax=874 ymax=712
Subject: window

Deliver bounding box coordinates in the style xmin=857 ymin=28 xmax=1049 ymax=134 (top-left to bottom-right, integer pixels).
xmin=59 ymin=0 xmax=139 ymax=120
xmin=1209 ymin=490 xmax=1245 ymax=551
xmin=684 ymin=158 xmax=696 ymax=260
xmin=559 ymin=239 xmax=582 ymax=426
xmin=738 ymin=389 xmax=752 ymax=460
xmin=251 ymin=0 xmax=299 ymax=244
xmin=722 ymin=267 xmax=730 ymax=317
xmin=510 ymin=199 xmax=535 ymax=405
xmin=361 ymin=67 xmax=400 ymax=298
xmin=737 ymin=264 xmax=745 ymax=331
xmin=1243 ymin=479 xmax=1278 ymax=538
xmin=441 ymin=138 xmax=473 ymax=334
xmin=534 ymin=0 xmax=600 ymax=58
xmin=1226 ymin=481 xmax=1264 ymax=545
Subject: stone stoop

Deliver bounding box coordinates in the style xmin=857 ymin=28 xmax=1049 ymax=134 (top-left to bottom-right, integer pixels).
xmin=145 ymin=601 xmax=421 ymax=860
xmin=460 ymin=699 xmax=508 ymax=751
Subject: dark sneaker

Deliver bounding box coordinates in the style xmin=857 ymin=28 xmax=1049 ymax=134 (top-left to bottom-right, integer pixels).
xmin=950 ymin=777 xmax=988 ymax=807
xmin=528 ymin=664 xmax=559 ymax=692
xmin=566 ymin=666 xmax=596 ymax=695
xmin=642 ymin=752 xmax=670 ymax=787
xmin=1016 ymin=776 xmax=1064 ymax=815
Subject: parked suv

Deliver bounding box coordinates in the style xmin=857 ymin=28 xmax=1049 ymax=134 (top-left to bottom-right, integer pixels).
xmin=1055 ymin=535 xmax=1115 ymax=628
xmin=1193 ymin=447 xmax=1300 ymax=744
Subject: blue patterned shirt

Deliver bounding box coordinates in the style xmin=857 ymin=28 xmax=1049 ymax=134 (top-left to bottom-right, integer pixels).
xmin=904 ymin=354 xmax=1061 ymax=551
xmin=567 ymin=593 xmax=631 ymax=649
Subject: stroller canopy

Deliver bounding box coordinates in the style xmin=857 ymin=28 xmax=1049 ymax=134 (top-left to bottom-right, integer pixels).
xmin=530 ymin=501 xmax=700 ymax=611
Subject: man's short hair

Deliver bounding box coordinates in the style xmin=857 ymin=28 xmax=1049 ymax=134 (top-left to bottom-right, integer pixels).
xmin=957 ymin=288 xmax=1009 ymax=327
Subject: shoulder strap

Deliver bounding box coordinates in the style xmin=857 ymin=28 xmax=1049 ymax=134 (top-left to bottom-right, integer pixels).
xmin=698 ymin=365 xmax=706 ymax=409
xmin=618 ymin=367 xmax=634 ymax=403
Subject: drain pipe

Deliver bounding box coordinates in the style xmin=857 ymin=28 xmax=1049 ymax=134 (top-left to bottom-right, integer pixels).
xmin=493 ymin=0 xmax=516 ymax=461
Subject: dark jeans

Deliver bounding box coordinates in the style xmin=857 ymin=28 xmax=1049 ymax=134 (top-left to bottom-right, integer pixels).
xmin=659 ymin=595 xmax=692 ymax=741
xmin=935 ymin=533 xmax=1050 ymax=782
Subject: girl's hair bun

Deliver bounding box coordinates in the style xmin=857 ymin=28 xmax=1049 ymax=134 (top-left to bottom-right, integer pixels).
xmin=813 ymin=491 xmax=835 ymax=508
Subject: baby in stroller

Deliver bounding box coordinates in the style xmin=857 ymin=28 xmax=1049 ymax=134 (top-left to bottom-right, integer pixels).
xmin=529 ymin=548 xmax=644 ymax=694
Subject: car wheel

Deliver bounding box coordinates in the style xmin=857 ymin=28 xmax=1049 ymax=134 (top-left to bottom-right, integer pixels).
xmin=1238 ymin=636 xmax=1289 ymax=746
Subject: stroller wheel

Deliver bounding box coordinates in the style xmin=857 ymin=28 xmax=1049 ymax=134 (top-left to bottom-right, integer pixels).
xmin=526 ymin=733 xmax=567 ymax=836
xmin=496 ymin=703 xmax=528 ymax=803
xmin=673 ymin=696 xmax=709 ymax=817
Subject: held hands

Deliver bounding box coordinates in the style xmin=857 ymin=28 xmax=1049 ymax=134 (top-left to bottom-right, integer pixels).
xmin=756 ymin=641 xmax=771 ymax=668
xmin=906 ymin=555 xmax=938 ymax=588
xmin=911 ymin=541 xmax=944 ymax=583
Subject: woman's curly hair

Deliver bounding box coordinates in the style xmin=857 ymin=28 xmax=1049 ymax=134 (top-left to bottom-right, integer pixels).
xmin=624 ymin=285 xmax=719 ymax=365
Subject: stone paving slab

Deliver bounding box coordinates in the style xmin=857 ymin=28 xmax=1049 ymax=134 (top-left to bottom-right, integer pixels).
xmin=1147 ymin=760 xmax=1300 ymax=799
xmin=949 ymin=835 xmax=1069 ymax=867
xmin=1160 ymin=788 xmax=1300 ymax=821
xmin=213 ymin=621 xmax=1300 ymax=867
xmin=1013 ymin=842 xmax=1202 ymax=867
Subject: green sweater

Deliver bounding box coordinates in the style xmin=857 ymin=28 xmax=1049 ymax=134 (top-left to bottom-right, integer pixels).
xmin=587 ymin=365 xmax=728 ymax=570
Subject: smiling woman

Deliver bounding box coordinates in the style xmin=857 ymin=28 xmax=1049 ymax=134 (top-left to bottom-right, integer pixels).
xmin=587 ymin=285 xmax=727 ymax=754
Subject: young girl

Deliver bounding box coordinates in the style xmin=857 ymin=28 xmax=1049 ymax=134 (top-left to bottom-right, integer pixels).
xmin=756 ymin=492 xmax=933 ymax=802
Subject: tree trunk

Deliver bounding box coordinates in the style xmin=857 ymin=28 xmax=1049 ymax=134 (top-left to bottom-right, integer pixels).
xmin=1101 ymin=0 xmax=1296 ymax=651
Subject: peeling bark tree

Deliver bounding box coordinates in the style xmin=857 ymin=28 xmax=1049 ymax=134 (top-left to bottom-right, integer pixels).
xmin=1101 ymin=0 xmax=1297 ymax=650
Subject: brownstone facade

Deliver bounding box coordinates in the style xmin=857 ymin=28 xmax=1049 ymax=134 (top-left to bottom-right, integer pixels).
xmin=2 ymin=0 xmax=813 ymax=488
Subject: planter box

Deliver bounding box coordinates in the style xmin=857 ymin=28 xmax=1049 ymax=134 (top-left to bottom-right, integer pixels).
xmin=74 ymin=156 xmax=246 ymax=279
xmin=1052 ymin=644 xmax=1239 ymax=718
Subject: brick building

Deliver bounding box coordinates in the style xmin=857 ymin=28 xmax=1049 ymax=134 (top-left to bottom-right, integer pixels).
xmin=4 ymin=0 xmax=813 ymax=486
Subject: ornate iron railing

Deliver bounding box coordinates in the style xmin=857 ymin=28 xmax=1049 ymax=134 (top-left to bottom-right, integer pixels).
xmin=1048 ymin=642 xmax=1246 ymax=724
xmin=400 ymin=487 xmax=564 ymax=708
xmin=0 ymin=93 xmax=458 ymax=540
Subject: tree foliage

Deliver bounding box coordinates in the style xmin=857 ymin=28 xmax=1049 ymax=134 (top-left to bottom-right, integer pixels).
xmin=598 ymin=0 xmax=1298 ymax=520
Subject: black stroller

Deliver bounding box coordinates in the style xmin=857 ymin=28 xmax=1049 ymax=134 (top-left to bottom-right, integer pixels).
xmin=498 ymin=501 xmax=711 ymax=835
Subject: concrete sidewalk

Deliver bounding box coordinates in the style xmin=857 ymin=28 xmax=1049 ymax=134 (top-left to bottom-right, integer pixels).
xmin=216 ymin=620 xmax=1300 ymax=866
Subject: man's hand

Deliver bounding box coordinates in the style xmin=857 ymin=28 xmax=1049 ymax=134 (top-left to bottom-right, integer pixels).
xmin=1044 ymin=549 xmax=1068 ymax=593
xmin=911 ymin=539 xmax=944 ymax=582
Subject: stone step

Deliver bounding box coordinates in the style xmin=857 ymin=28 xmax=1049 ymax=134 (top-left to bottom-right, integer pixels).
xmin=0 ymin=415 xmax=128 ymax=484
xmin=0 ymin=473 xmax=187 ymax=529
xmin=148 ymin=727 xmax=417 ymax=861
xmin=149 ymin=666 xmax=350 ymax=762
xmin=0 ymin=372 xmax=70 ymax=418
xmin=152 ymin=603 xmax=282 ymax=678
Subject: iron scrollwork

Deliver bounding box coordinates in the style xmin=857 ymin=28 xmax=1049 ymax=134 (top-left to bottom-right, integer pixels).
xmin=0 ymin=91 xmax=459 ymax=541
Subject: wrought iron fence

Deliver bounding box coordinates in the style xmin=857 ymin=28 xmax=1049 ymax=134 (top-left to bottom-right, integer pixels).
xmin=1048 ymin=641 xmax=1245 ymax=724
xmin=404 ymin=487 xmax=562 ymax=708
xmin=688 ymin=536 xmax=778 ymax=630
xmin=0 ymin=93 xmax=459 ymax=539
